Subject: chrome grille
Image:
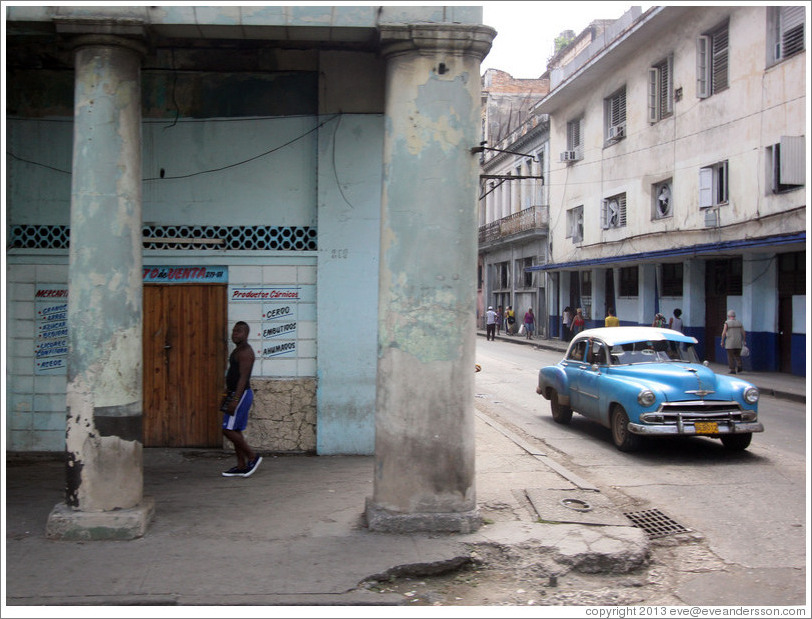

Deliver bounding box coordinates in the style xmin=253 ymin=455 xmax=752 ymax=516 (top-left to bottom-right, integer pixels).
xmin=642 ymin=401 xmax=752 ymax=425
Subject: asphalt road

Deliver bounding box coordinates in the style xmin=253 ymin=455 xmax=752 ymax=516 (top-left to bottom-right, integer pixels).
xmin=474 ymin=339 xmax=808 ymax=606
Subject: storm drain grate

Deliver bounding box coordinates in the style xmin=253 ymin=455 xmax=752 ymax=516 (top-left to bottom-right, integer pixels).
xmin=623 ymin=508 xmax=690 ymax=539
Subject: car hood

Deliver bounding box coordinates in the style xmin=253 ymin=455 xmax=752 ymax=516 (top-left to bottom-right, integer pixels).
xmin=609 ymin=363 xmax=730 ymax=400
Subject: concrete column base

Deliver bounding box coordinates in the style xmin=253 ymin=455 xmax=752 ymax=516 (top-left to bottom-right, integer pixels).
xmin=45 ymin=497 xmax=155 ymax=540
xmin=365 ymin=498 xmax=481 ymax=534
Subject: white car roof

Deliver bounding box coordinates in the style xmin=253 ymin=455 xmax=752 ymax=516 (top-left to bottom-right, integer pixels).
xmin=573 ymin=326 xmax=698 ymax=346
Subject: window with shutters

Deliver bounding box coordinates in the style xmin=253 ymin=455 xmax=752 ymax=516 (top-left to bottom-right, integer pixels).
xmin=648 ymin=55 xmax=673 ymax=123
xmin=767 ymin=136 xmax=806 ymax=193
xmin=566 ymin=205 xmax=584 ymax=243
xmin=697 ymin=21 xmax=729 ymax=98
xmin=769 ymin=6 xmax=805 ymax=64
xmin=601 ymin=193 xmax=627 ymax=229
xmin=604 ymin=87 xmax=627 ymax=142
xmin=566 ymin=117 xmax=583 ymax=159
xmin=699 ymin=161 xmax=728 ymax=208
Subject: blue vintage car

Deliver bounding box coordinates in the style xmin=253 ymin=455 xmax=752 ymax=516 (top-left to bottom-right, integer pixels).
xmin=536 ymin=327 xmax=763 ymax=451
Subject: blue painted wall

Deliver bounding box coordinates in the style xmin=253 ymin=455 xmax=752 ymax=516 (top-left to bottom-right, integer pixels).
xmin=316 ymin=114 xmax=383 ymax=455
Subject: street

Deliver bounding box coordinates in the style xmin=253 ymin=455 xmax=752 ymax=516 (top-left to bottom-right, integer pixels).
xmin=472 ymin=339 xmax=808 ymax=606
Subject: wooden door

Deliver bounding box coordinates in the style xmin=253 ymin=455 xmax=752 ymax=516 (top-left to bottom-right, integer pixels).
xmin=143 ymin=284 xmax=227 ymax=447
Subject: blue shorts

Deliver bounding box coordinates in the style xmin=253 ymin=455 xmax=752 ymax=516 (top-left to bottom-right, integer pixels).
xmin=222 ymin=389 xmax=254 ymax=432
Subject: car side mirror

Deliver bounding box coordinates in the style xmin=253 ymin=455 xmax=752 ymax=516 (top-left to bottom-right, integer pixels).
xmin=591 ymin=363 xmax=600 ymax=372
xmin=703 ymin=360 xmax=709 ymax=367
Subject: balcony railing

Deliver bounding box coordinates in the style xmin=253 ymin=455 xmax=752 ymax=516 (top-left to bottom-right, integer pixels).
xmin=479 ymin=205 xmax=549 ymax=244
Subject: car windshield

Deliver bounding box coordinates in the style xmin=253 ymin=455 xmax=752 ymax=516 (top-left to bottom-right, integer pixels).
xmin=608 ymin=339 xmax=700 ymax=365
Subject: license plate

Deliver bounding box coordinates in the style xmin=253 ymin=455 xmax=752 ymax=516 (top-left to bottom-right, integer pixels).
xmin=694 ymin=421 xmax=718 ymax=434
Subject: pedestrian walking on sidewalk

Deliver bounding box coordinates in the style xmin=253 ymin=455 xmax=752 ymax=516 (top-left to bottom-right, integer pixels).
xmin=721 ymin=310 xmax=747 ymax=374
xmin=562 ymin=306 xmax=572 ymax=341
xmin=485 ymin=306 xmax=498 ymax=341
xmin=652 ymin=312 xmax=667 ymax=328
xmin=221 ymin=321 xmax=263 ymax=477
xmin=506 ymin=306 xmax=516 ymax=335
xmin=605 ymin=308 xmax=619 ymax=327
xmin=524 ymin=308 xmax=535 ymax=340
xmin=495 ymin=305 xmax=503 ymax=336
xmin=669 ymin=308 xmax=684 ymax=333
xmin=571 ymin=308 xmax=585 ymax=336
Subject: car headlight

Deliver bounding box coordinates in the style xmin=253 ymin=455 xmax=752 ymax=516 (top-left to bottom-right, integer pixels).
xmin=637 ymin=389 xmax=656 ymax=407
xmin=744 ymin=386 xmax=759 ymax=404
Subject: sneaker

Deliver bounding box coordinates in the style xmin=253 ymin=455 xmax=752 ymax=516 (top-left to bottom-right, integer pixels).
xmin=222 ymin=465 xmax=248 ymax=477
xmin=242 ymin=456 xmax=263 ymax=478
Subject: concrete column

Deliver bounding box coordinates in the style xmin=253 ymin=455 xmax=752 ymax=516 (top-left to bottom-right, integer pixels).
xmin=47 ymin=35 xmax=153 ymax=540
xmin=367 ymin=23 xmax=495 ymax=533
xmin=683 ymin=258 xmax=706 ymax=354
xmin=639 ymin=263 xmax=657 ymax=326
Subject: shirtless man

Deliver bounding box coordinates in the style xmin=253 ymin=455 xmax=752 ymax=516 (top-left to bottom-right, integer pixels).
xmin=221 ymin=321 xmax=262 ymax=477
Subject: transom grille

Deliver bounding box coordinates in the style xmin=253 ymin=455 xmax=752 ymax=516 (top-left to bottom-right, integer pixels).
xmin=623 ymin=508 xmax=690 ymax=539
xmin=9 ymin=224 xmax=317 ymax=251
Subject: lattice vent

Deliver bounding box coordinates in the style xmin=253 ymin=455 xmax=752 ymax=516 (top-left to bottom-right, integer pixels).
xmin=9 ymin=224 xmax=317 ymax=251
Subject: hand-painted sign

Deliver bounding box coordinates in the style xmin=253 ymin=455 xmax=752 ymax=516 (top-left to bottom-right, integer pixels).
xmin=230 ymin=287 xmax=306 ymax=359
xmin=142 ymin=266 xmax=227 ymax=283
xmin=262 ymin=340 xmax=297 ymax=357
xmin=35 ymin=288 xmax=69 ymax=374
xmin=231 ymin=287 xmax=300 ymax=300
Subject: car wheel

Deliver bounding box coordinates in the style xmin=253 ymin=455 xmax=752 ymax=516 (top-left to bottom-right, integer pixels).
xmin=549 ymin=389 xmax=573 ymax=424
xmin=611 ymin=405 xmax=642 ymax=452
xmin=720 ymin=433 xmax=752 ymax=451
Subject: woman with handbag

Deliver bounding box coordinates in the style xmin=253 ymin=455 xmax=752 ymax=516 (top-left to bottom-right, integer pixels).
xmin=721 ymin=310 xmax=747 ymax=374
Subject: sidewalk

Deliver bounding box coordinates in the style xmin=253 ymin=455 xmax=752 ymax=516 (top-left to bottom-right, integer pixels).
xmin=4 ymin=334 xmax=804 ymax=609
xmin=4 ymin=412 xmax=649 ymax=608
xmin=477 ymin=329 xmax=807 ymax=404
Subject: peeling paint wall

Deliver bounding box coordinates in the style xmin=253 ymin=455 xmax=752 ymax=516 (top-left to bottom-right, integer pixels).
xmin=6 ymin=59 xmax=386 ymax=455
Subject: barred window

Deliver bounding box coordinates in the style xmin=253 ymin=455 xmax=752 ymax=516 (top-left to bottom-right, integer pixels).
xmin=619 ymin=266 xmax=639 ymax=297
xmin=661 ymin=263 xmax=683 ymax=297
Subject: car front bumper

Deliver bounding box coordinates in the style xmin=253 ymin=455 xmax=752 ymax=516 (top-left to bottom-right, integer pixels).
xmin=628 ymin=421 xmax=764 ymax=436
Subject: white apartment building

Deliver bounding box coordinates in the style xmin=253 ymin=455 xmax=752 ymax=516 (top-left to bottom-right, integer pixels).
xmin=530 ymin=5 xmax=806 ymax=374
xmin=477 ymin=70 xmax=550 ymax=334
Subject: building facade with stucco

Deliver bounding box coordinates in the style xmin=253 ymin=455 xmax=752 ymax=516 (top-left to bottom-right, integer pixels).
xmin=531 ymin=5 xmax=806 ymax=374
xmin=5 ymin=5 xmax=495 ymax=536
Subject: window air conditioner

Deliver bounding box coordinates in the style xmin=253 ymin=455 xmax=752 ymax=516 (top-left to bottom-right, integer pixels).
xmin=560 ymin=150 xmax=577 ymax=162
xmin=608 ymin=123 xmax=626 ymax=140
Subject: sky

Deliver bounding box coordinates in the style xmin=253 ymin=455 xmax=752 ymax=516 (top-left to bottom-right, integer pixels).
xmin=481 ymin=1 xmax=653 ymax=79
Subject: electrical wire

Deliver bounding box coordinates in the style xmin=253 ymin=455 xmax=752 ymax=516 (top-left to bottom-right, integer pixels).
xmin=7 ymin=114 xmax=341 ymax=181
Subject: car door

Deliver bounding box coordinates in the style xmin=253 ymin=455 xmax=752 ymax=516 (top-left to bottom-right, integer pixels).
xmin=561 ymin=339 xmax=589 ymax=411
xmin=577 ymin=339 xmax=609 ymax=421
